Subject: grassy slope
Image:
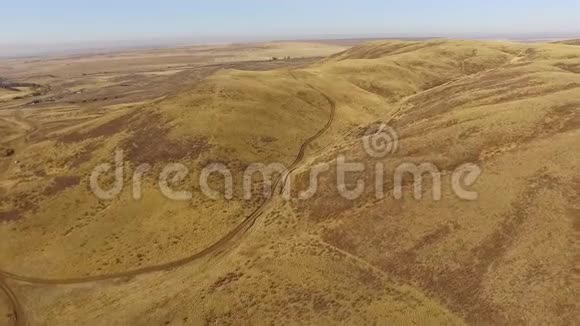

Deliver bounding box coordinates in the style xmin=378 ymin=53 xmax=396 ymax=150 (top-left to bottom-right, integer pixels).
xmin=1 ymin=39 xmax=578 ymax=324
xmin=290 ymin=40 xmax=579 ymax=324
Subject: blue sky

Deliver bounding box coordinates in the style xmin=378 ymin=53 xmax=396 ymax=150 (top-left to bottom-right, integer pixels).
xmin=1 ymin=0 xmax=580 ymax=44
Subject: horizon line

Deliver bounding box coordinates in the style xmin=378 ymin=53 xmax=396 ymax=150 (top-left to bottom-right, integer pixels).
xmin=1 ymin=32 xmax=579 ymax=59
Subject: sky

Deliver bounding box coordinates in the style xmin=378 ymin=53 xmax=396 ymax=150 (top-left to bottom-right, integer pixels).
xmin=1 ymin=0 xmax=580 ymax=53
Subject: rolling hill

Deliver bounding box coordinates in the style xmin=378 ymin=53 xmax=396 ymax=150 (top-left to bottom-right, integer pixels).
xmin=0 ymin=39 xmax=578 ymax=325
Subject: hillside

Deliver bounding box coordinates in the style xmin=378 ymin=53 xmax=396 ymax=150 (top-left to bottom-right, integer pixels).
xmin=555 ymin=38 xmax=580 ymax=46
xmin=0 ymin=39 xmax=578 ymax=325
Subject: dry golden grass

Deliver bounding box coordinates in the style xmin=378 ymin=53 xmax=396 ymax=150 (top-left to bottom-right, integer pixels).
xmin=0 ymin=39 xmax=578 ymax=325
xmin=289 ymin=40 xmax=579 ymax=324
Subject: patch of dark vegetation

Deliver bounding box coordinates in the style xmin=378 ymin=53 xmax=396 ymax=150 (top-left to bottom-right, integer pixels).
xmin=555 ymin=63 xmax=580 ymax=74
xmin=260 ymin=136 xmax=277 ymax=143
xmin=58 ymin=109 xmax=211 ymax=165
xmin=536 ymin=103 xmax=580 ymax=136
xmin=458 ymin=126 xmax=482 ymax=139
xmin=59 ymin=110 xmax=137 ymax=143
xmin=209 ymin=272 xmax=244 ymax=292
xmin=491 ymin=82 xmax=580 ymax=106
xmin=43 ymin=176 xmax=81 ymax=197
xmin=123 ymin=112 xmax=211 ymax=164
xmin=0 ymin=77 xmax=50 ymax=102
xmin=0 ymin=210 xmax=20 ymax=223
xmin=0 ymin=78 xmax=43 ymax=90
xmin=0 ymin=148 xmax=14 ymax=157
xmin=555 ymin=39 xmax=580 ymax=46
xmin=75 ymin=95 xmax=123 ymax=104
xmin=349 ymin=121 xmax=384 ymax=139
xmin=290 ymin=164 xmax=357 ymax=223
xmin=0 ymin=190 xmax=40 ymax=223
xmin=68 ymin=143 xmax=99 ymax=168
xmin=352 ymin=80 xmax=398 ymax=100
xmin=523 ymin=47 xmax=538 ymax=57
xmin=568 ymin=178 xmax=580 ymax=233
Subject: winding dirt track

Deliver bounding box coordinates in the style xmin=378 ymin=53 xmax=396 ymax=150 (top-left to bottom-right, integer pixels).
xmin=0 ymin=71 xmax=336 ymax=325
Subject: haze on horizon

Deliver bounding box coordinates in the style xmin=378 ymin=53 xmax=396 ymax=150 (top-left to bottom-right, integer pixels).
xmin=1 ymin=0 xmax=580 ymax=57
